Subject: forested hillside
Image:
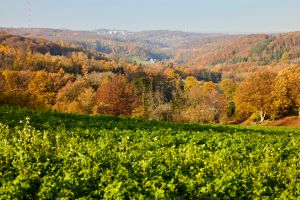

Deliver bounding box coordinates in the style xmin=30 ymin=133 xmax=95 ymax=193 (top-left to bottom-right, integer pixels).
xmin=0 ymin=31 xmax=299 ymax=125
xmin=180 ymin=32 xmax=300 ymax=67
xmin=2 ymin=28 xmax=300 ymax=68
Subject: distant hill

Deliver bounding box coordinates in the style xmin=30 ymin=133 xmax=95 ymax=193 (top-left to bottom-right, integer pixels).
xmin=181 ymin=32 xmax=300 ymax=67
xmin=0 ymin=30 xmax=85 ymax=56
xmin=0 ymin=28 xmax=224 ymax=46
xmin=0 ymin=28 xmax=225 ymax=62
xmin=1 ymin=28 xmax=300 ymax=68
xmin=0 ymin=31 xmax=109 ymax=73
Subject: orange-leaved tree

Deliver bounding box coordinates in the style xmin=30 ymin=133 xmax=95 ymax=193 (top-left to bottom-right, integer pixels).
xmin=234 ymin=70 xmax=277 ymax=123
xmin=1 ymin=70 xmax=32 ymax=106
xmin=94 ymin=75 xmax=140 ymax=116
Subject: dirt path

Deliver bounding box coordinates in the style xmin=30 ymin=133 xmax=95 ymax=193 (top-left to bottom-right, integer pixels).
xmin=264 ymin=116 xmax=300 ymax=127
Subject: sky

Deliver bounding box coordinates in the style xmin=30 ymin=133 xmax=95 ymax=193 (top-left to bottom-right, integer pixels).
xmin=0 ymin=0 xmax=300 ymax=33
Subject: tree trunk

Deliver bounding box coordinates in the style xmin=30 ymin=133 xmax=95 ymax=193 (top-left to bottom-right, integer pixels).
xmin=259 ymin=110 xmax=266 ymax=123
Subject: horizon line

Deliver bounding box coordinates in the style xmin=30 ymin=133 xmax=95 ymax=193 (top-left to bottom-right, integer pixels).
xmin=0 ymin=26 xmax=299 ymax=36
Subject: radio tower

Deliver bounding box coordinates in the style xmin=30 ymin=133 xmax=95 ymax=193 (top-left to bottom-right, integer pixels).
xmin=27 ymin=0 xmax=32 ymax=28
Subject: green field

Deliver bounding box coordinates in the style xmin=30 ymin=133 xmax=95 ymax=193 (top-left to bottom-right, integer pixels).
xmin=0 ymin=106 xmax=299 ymax=199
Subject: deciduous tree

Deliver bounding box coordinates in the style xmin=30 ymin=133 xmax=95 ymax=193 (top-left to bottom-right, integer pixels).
xmin=28 ymin=71 xmax=55 ymax=108
xmin=1 ymin=70 xmax=32 ymax=106
xmin=54 ymin=79 xmax=94 ymax=114
xmin=220 ymin=79 xmax=237 ymax=100
xmin=234 ymin=70 xmax=277 ymax=122
xmin=94 ymin=76 xmax=140 ymax=115
xmin=273 ymin=66 xmax=300 ymax=116
xmin=184 ymin=76 xmax=198 ymax=91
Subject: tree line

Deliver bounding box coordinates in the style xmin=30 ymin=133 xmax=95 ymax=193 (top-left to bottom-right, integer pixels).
xmin=0 ymin=65 xmax=299 ymax=123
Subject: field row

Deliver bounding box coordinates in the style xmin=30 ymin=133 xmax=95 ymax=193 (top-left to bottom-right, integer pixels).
xmin=0 ymin=106 xmax=299 ymax=199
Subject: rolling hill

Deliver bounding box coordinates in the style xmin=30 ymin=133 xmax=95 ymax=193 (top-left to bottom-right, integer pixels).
xmin=1 ymin=28 xmax=300 ymax=69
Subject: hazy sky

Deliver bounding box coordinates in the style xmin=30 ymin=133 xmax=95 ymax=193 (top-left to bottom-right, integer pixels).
xmin=1 ymin=0 xmax=299 ymax=33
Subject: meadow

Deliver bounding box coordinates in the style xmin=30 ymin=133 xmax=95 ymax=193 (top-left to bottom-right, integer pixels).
xmin=0 ymin=106 xmax=299 ymax=199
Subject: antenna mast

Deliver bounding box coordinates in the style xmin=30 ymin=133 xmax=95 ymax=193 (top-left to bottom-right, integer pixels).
xmin=27 ymin=0 xmax=32 ymax=28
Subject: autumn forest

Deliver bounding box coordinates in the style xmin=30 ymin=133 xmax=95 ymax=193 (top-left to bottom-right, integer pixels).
xmin=0 ymin=29 xmax=299 ymax=125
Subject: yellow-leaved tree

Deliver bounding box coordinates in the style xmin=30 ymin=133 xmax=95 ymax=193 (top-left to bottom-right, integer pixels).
xmin=54 ymin=79 xmax=95 ymax=114
xmin=27 ymin=71 xmax=54 ymax=108
xmin=220 ymin=79 xmax=237 ymax=117
xmin=273 ymin=66 xmax=300 ymax=116
xmin=0 ymin=71 xmax=4 ymax=103
xmin=184 ymin=76 xmax=198 ymax=91
xmin=220 ymin=79 xmax=237 ymax=100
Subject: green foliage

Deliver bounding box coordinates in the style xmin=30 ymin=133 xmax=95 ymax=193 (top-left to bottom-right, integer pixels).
xmin=281 ymin=52 xmax=289 ymax=62
xmin=250 ymin=37 xmax=273 ymax=56
xmin=127 ymin=56 xmax=148 ymax=64
xmin=0 ymin=106 xmax=299 ymax=199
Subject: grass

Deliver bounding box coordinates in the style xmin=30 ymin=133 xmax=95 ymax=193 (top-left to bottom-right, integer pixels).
xmin=0 ymin=105 xmax=299 ymax=134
